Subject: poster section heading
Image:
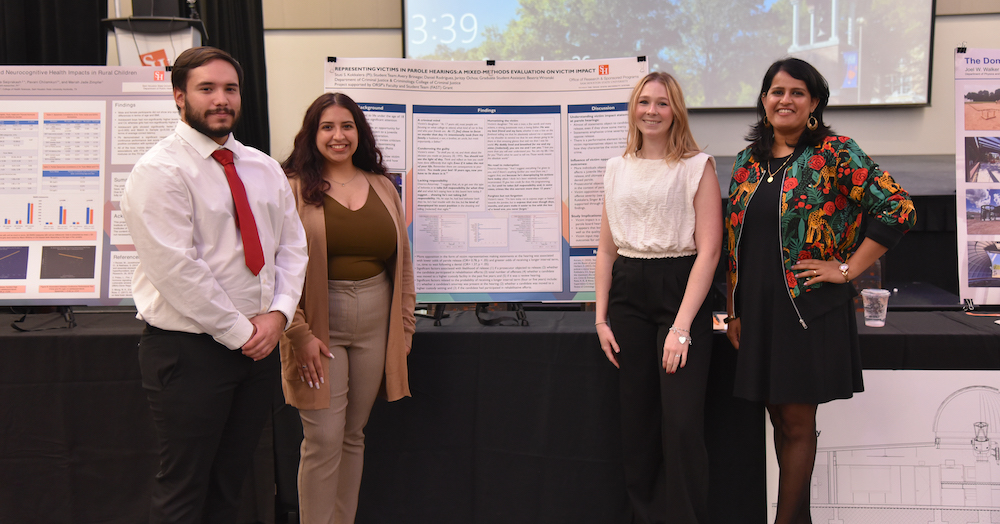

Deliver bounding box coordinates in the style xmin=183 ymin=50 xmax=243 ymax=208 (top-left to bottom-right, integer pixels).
xmin=328 ymin=57 xmax=642 ymax=93
xmin=326 ymin=57 xmax=646 ymax=303
xmin=0 ymin=66 xmax=176 ymax=306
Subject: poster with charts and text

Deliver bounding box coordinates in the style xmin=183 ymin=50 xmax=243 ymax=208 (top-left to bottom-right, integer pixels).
xmin=324 ymin=56 xmax=647 ymax=303
xmin=0 ymin=66 xmax=175 ymax=306
xmin=956 ymin=48 xmax=1000 ymax=305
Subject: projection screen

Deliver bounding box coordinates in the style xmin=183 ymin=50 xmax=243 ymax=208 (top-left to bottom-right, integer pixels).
xmin=404 ymin=0 xmax=935 ymax=109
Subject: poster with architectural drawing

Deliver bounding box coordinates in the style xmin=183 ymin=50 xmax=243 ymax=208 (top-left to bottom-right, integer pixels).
xmin=771 ymin=370 xmax=1000 ymax=523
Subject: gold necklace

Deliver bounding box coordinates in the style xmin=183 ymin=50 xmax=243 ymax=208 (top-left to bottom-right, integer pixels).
xmin=766 ymin=155 xmax=792 ymax=183
xmin=329 ymin=168 xmax=360 ymax=187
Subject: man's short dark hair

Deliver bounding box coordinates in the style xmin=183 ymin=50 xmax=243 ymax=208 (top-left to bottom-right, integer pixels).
xmin=171 ymin=46 xmax=244 ymax=92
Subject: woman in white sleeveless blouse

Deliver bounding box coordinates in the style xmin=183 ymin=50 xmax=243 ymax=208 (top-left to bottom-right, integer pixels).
xmin=594 ymin=72 xmax=722 ymax=524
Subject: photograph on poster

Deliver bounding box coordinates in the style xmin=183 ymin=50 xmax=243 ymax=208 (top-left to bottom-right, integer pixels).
xmin=0 ymin=247 xmax=30 ymax=280
xmin=963 ymin=83 xmax=1000 ymax=130
xmin=39 ymin=246 xmax=96 ymax=279
xmin=804 ymin=370 xmax=1000 ymax=523
xmin=965 ymin=189 xmax=1000 ymax=234
xmin=967 ymin=241 xmax=1000 ymax=286
xmin=965 ymin=136 xmax=1000 ymax=182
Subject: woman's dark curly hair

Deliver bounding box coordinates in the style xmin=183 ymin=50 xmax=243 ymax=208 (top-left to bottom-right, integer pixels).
xmin=282 ymin=92 xmax=389 ymax=206
xmin=746 ymin=57 xmax=834 ymax=161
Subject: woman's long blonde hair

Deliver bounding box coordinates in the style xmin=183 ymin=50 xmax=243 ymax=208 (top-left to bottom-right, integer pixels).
xmin=624 ymin=72 xmax=700 ymax=163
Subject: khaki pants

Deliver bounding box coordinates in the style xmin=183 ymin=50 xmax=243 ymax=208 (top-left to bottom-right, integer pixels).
xmin=297 ymin=272 xmax=391 ymax=524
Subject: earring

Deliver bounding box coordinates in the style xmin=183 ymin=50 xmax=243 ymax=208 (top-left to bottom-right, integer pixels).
xmin=763 ymin=116 xmax=771 ymax=128
xmin=807 ymin=114 xmax=818 ymax=131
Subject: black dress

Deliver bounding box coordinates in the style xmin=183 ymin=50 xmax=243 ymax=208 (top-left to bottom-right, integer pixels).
xmin=732 ymin=156 xmax=864 ymax=405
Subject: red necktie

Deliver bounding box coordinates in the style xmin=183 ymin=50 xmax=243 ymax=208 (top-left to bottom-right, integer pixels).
xmin=211 ymin=148 xmax=265 ymax=276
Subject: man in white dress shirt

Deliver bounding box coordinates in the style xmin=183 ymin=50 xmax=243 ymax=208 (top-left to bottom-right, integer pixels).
xmin=120 ymin=46 xmax=307 ymax=524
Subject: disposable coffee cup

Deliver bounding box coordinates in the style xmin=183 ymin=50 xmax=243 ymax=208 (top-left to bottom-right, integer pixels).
xmin=860 ymin=288 xmax=891 ymax=327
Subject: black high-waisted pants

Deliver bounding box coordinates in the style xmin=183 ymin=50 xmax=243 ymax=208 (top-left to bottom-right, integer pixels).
xmin=609 ymin=255 xmax=713 ymax=524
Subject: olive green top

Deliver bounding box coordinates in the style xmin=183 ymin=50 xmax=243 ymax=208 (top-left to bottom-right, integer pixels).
xmin=323 ymin=185 xmax=397 ymax=280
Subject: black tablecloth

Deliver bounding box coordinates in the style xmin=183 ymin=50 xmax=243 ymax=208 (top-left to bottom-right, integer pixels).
xmin=353 ymin=311 xmax=766 ymax=524
xmin=0 ymin=312 xmax=274 ymax=524
xmin=858 ymin=310 xmax=1000 ymax=369
xmin=2 ymin=309 xmax=998 ymax=524
xmin=0 ymin=313 xmax=154 ymax=524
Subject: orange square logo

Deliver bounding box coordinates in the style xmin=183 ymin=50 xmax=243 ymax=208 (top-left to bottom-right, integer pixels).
xmin=598 ymin=65 xmax=610 ymax=75
xmin=153 ymin=71 xmax=165 ymax=81
xmin=140 ymin=49 xmax=169 ymax=67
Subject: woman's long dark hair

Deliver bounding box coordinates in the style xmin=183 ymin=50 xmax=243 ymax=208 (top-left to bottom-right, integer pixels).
xmin=746 ymin=58 xmax=834 ymax=161
xmin=282 ymin=92 xmax=390 ymax=206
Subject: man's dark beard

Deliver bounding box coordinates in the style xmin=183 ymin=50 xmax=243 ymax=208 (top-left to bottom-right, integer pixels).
xmin=185 ymin=104 xmax=239 ymax=139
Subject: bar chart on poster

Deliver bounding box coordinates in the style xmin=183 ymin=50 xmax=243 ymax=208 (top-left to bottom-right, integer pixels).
xmin=0 ymin=67 xmax=175 ymax=306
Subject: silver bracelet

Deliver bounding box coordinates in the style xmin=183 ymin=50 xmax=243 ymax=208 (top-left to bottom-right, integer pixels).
xmin=668 ymin=326 xmax=692 ymax=345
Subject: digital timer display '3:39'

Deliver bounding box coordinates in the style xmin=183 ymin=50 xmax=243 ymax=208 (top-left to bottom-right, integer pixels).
xmin=409 ymin=13 xmax=478 ymax=46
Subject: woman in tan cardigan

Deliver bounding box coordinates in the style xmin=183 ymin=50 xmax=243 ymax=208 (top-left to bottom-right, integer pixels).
xmin=280 ymin=92 xmax=415 ymax=524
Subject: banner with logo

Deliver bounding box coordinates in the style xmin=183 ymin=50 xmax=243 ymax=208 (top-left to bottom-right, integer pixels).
xmin=112 ymin=27 xmax=200 ymax=67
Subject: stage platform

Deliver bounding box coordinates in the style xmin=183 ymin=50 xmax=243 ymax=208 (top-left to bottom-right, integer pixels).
xmin=884 ymin=281 xmax=963 ymax=310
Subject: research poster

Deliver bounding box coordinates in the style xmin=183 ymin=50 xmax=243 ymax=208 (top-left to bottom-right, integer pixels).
xmin=0 ymin=66 xmax=175 ymax=306
xmin=324 ymin=57 xmax=647 ymax=302
xmin=956 ymin=48 xmax=1000 ymax=305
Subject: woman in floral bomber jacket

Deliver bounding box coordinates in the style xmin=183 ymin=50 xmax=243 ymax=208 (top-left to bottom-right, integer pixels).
xmin=724 ymin=58 xmax=915 ymax=524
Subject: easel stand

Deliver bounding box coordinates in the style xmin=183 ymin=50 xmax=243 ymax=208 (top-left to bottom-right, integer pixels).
xmin=10 ymin=306 xmax=77 ymax=332
xmin=418 ymin=303 xmax=531 ymax=327
xmin=415 ymin=304 xmax=450 ymax=326
xmin=475 ymin=303 xmax=529 ymax=327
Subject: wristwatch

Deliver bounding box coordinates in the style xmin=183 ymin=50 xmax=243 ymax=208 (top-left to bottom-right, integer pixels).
xmin=839 ymin=263 xmax=850 ymax=282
